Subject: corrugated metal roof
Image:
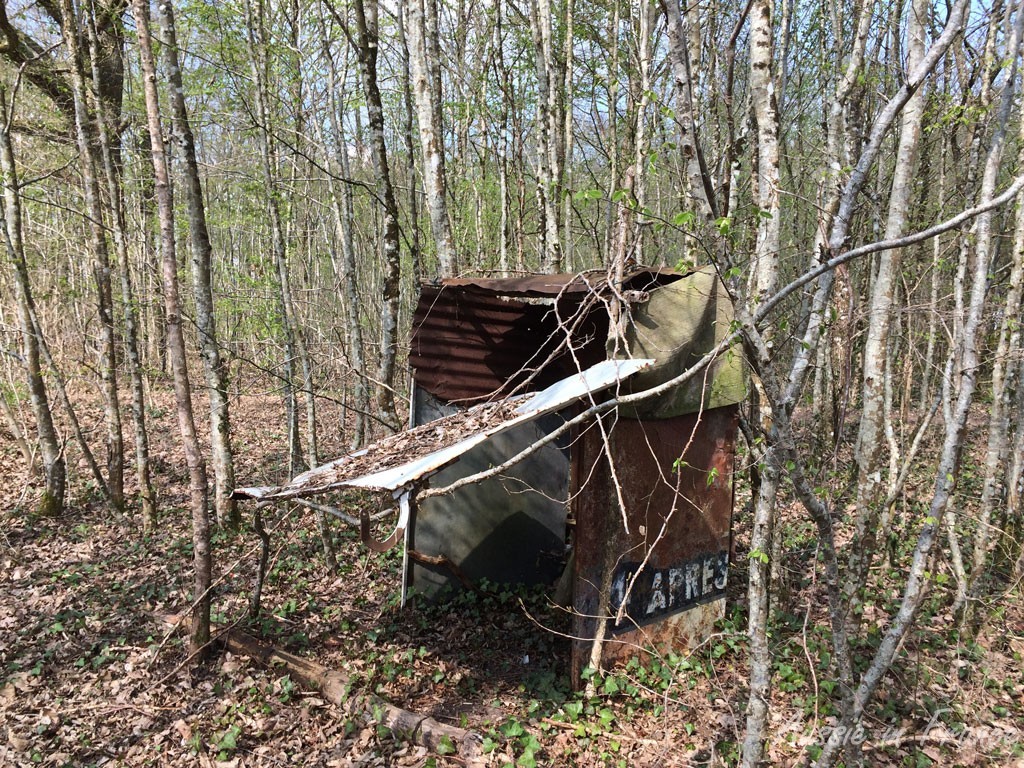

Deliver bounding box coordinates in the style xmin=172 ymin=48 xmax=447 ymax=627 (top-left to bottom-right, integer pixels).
xmin=233 ymin=358 xmax=654 ymax=500
xmin=410 ymin=269 xmax=679 ymax=403
xmin=439 ymin=267 xmax=680 ymax=298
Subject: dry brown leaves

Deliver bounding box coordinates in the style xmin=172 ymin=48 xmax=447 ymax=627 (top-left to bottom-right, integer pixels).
xmin=2 ymin=390 xmax=1023 ymax=766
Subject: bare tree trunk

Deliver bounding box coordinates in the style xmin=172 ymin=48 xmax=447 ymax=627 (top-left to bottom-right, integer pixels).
xmin=561 ymin=0 xmax=575 ymax=271
xmin=315 ymin=8 xmax=369 ymax=447
xmin=746 ymin=0 xmax=782 ymax=309
xmin=660 ymin=0 xmax=717 ymax=224
xmin=131 ymin=0 xmax=211 ymax=658
xmin=246 ymin=0 xmax=334 ymax=568
xmin=84 ymin=12 xmax=157 ymax=528
xmin=406 ymin=0 xmax=456 ymax=276
xmin=602 ymin=1 xmax=620 ymax=267
xmin=396 ymin=0 xmax=422 ymax=285
xmin=58 ymin=0 xmax=123 ymax=510
xmin=0 ymin=88 xmax=66 ymax=518
xmin=158 ymin=0 xmax=238 ymax=529
xmin=846 ymin=0 xmax=929 ymax=620
xmin=243 ymin=0 xmax=305 ymax=475
xmin=740 ymin=3 xmax=783 ymax=762
xmin=493 ymin=0 xmax=511 ymax=275
xmin=528 ymin=0 xmax=563 ymax=272
xmin=740 ymin=443 xmax=780 ymax=768
xmin=347 ymin=0 xmax=402 ymax=427
xmin=629 ymin=0 xmax=652 ymax=268
xmin=919 ymin=130 xmax=946 ymax=412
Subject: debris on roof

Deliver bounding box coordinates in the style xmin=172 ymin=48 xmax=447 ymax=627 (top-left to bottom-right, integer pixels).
xmin=233 ymin=358 xmax=654 ymax=501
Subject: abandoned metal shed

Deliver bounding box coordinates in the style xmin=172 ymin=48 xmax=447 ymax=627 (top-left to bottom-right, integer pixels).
xmin=236 ymin=265 xmax=745 ymax=680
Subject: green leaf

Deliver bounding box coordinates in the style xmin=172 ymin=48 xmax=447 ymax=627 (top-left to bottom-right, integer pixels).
xmin=672 ymin=211 xmax=696 ymax=227
xmin=502 ymin=719 xmax=525 ymax=738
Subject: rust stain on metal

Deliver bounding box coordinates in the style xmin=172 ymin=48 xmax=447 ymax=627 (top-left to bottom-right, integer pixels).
xmin=570 ymin=406 xmax=738 ymax=679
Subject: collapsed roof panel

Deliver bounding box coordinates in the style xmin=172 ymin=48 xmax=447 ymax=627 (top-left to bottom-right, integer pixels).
xmin=232 ymin=358 xmax=653 ymax=501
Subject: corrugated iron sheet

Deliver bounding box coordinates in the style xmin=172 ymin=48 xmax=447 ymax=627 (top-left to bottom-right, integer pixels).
xmin=411 ymin=269 xmax=680 ymax=403
xmin=439 ymin=267 xmax=679 ymax=298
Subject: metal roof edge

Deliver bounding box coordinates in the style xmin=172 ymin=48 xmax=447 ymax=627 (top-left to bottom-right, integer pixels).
xmin=232 ymin=358 xmax=654 ymax=501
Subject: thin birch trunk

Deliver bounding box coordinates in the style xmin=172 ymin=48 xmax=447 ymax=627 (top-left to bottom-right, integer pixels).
xmin=131 ymin=0 xmax=212 ymax=657
xmin=630 ymin=0 xmax=652 ymax=268
xmin=561 ymin=0 xmax=575 ymax=271
xmin=59 ymin=0 xmax=123 ymax=510
xmin=493 ymin=0 xmax=511 ymax=276
xmin=919 ymin=130 xmax=946 ymax=412
xmin=316 ymin=9 xmax=368 ymax=447
xmin=246 ymin=0 xmax=333 ymax=567
xmin=157 ymin=0 xmax=238 ymax=529
xmin=347 ymin=0 xmax=402 ymax=427
xmin=846 ymin=0 xmax=929 ymax=620
xmin=660 ymin=0 xmax=717 ymax=223
xmin=243 ymin=0 xmax=304 ymax=475
xmin=407 ymin=0 xmax=456 ymax=276
xmin=747 ymin=0 xmax=782 ymax=309
xmin=528 ymin=0 xmax=563 ymax=272
xmin=85 ymin=12 xmax=157 ymax=528
xmin=0 ymin=88 xmax=66 ymax=518
xmin=603 ymin=1 xmax=620 ymax=266
xmin=740 ymin=1 xmax=783 ymax=762
xmin=396 ymin=0 xmax=422 ymax=286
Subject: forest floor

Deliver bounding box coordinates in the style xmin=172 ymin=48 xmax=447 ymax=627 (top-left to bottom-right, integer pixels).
xmin=2 ymin=385 xmax=1024 ymax=767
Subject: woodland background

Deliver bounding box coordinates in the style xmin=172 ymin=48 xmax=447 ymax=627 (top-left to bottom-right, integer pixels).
xmin=1 ymin=0 xmax=1024 ymax=765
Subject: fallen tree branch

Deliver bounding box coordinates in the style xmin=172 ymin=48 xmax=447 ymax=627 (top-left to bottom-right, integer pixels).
xmin=161 ymin=615 xmax=483 ymax=759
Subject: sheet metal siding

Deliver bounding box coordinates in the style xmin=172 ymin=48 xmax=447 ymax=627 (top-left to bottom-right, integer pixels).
xmin=411 ymin=285 xmax=609 ymax=403
xmin=409 ymin=388 xmax=570 ymax=595
xmin=570 ymin=405 xmax=738 ymax=680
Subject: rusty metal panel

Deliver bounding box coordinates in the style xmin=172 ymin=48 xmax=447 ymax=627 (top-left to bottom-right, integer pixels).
xmin=570 ymin=406 xmax=738 ymax=681
xmin=410 ymin=269 xmax=682 ymax=403
xmin=410 ymin=285 xmax=609 ymax=403
xmin=441 ymin=268 xmax=680 ymax=298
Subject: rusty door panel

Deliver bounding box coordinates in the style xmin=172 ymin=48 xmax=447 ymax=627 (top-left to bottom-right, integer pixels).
xmin=571 ymin=406 xmax=738 ymax=680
